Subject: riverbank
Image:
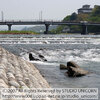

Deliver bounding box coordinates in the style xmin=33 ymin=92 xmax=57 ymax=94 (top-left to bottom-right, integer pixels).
xmin=0 ymin=46 xmax=56 ymax=100
xmin=0 ymin=31 xmax=39 ymax=34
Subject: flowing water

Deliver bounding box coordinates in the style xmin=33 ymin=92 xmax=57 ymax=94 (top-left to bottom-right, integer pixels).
xmin=0 ymin=34 xmax=100 ymax=96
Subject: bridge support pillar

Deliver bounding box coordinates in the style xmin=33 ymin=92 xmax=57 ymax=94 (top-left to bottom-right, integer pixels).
xmin=44 ymin=24 xmax=50 ymax=34
xmin=7 ymin=24 xmax=12 ymax=31
xmin=81 ymin=25 xmax=88 ymax=35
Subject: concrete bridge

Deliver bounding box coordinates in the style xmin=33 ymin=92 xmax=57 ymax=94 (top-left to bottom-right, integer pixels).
xmin=0 ymin=20 xmax=100 ymax=34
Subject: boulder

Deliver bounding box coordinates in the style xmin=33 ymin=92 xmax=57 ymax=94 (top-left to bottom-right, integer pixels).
xmin=67 ymin=61 xmax=80 ymax=69
xmin=29 ymin=53 xmax=47 ymax=61
xmin=60 ymin=64 xmax=67 ymax=70
xmin=44 ymin=59 xmax=47 ymax=61
xmin=40 ymin=48 xmax=43 ymax=50
xmin=38 ymin=54 xmax=47 ymax=61
xmin=29 ymin=53 xmax=40 ymax=61
xmin=39 ymin=54 xmax=45 ymax=58
xmin=66 ymin=61 xmax=89 ymax=77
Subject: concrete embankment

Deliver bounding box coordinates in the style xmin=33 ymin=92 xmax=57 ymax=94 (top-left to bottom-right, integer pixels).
xmin=0 ymin=46 xmax=55 ymax=100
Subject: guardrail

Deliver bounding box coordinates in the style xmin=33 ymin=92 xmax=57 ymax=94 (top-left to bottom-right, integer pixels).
xmin=0 ymin=19 xmax=62 ymax=22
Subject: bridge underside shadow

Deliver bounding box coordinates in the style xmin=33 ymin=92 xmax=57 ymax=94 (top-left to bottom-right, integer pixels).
xmin=7 ymin=24 xmax=12 ymax=31
xmin=44 ymin=24 xmax=50 ymax=34
xmin=81 ymin=25 xmax=88 ymax=35
xmin=44 ymin=24 xmax=88 ymax=35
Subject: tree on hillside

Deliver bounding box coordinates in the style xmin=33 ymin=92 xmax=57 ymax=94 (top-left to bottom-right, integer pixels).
xmin=70 ymin=12 xmax=77 ymax=21
xmin=88 ymin=6 xmax=100 ymax=22
xmin=63 ymin=15 xmax=71 ymax=21
xmin=77 ymin=14 xmax=89 ymax=21
xmin=91 ymin=6 xmax=100 ymax=16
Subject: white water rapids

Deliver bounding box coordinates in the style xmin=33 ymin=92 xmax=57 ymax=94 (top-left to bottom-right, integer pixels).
xmin=0 ymin=35 xmax=100 ymax=93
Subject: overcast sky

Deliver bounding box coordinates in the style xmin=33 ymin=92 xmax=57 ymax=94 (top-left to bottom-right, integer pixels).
xmin=0 ymin=0 xmax=100 ymax=21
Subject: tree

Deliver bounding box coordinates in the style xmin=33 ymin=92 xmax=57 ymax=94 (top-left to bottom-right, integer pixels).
xmin=91 ymin=6 xmax=100 ymax=17
xmin=70 ymin=12 xmax=77 ymax=21
xmin=63 ymin=15 xmax=71 ymax=21
xmin=77 ymin=14 xmax=89 ymax=21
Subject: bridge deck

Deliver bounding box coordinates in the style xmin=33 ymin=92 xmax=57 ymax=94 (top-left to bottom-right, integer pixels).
xmin=0 ymin=21 xmax=100 ymax=26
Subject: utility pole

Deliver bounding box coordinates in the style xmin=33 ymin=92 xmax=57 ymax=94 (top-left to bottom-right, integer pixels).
xmin=39 ymin=11 xmax=42 ymax=21
xmin=33 ymin=13 xmax=34 ymax=20
xmin=1 ymin=11 xmax=4 ymax=22
xmin=39 ymin=12 xmax=40 ymax=21
xmin=41 ymin=11 xmax=42 ymax=21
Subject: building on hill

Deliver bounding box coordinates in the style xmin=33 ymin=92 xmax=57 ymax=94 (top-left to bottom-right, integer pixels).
xmin=78 ymin=5 xmax=93 ymax=14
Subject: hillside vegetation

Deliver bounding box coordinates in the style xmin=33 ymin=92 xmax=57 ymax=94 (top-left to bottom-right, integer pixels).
xmin=52 ymin=6 xmax=100 ymax=34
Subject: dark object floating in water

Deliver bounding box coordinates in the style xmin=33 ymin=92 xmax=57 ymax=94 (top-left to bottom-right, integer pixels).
xmin=60 ymin=64 xmax=67 ymax=70
xmin=66 ymin=61 xmax=89 ymax=77
xmin=29 ymin=53 xmax=40 ymax=61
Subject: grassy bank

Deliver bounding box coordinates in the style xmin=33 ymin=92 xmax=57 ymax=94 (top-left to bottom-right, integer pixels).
xmin=0 ymin=30 xmax=39 ymax=34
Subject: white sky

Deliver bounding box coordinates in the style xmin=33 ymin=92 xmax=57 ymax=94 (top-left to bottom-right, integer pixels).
xmin=0 ymin=0 xmax=100 ymax=21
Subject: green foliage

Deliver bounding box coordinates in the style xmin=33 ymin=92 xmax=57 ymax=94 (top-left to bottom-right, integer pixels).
xmin=70 ymin=12 xmax=77 ymax=21
xmin=70 ymin=25 xmax=81 ymax=33
xmin=91 ymin=6 xmax=100 ymax=17
xmin=51 ymin=25 xmax=65 ymax=34
xmin=0 ymin=30 xmax=39 ymax=34
xmin=63 ymin=13 xmax=77 ymax=21
xmin=63 ymin=15 xmax=71 ymax=21
xmin=88 ymin=6 xmax=100 ymax=23
xmin=88 ymin=16 xmax=100 ymax=22
xmin=52 ymin=5 xmax=100 ymax=34
xmin=77 ymin=14 xmax=89 ymax=21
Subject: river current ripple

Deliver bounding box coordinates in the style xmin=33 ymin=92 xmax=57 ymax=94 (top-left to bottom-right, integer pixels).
xmin=0 ymin=34 xmax=100 ymax=94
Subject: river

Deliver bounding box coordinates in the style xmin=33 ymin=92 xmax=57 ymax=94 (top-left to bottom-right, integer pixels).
xmin=0 ymin=34 xmax=100 ymax=95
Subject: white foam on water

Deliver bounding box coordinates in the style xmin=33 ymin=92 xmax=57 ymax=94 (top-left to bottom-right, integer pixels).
xmin=18 ymin=35 xmax=100 ymax=68
xmin=1 ymin=36 xmax=100 ymax=44
xmin=20 ymin=50 xmax=59 ymax=66
xmin=21 ymin=48 xmax=100 ymax=66
xmin=44 ymin=49 xmax=100 ymax=63
xmin=29 ymin=61 xmax=59 ymax=66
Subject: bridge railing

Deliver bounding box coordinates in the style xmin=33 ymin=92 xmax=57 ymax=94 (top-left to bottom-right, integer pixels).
xmin=0 ymin=19 xmax=100 ymax=25
xmin=0 ymin=19 xmax=62 ymax=22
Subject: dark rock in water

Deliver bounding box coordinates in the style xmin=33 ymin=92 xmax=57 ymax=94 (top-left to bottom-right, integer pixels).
xmin=29 ymin=53 xmax=40 ymax=61
xmin=40 ymin=48 xmax=43 ymax=50
xmin=39 ymin=54 xmax=45 ymax=58
xmin=39 ymin=54 xmax=47 ymax=61
xmin=29 ymin=53 xmax=47 ymax=61
xmin=67 ymin=61 xmax=80 ymax=69
xmin=66 ymin=61 xmax=89 ymax=77
xmin=44 ymin=59 xmax=47 ymax=61
xmin=66 ymin=66 xmax=89 ymax=77
xmin=29 ymin=53 xmax=33 ymax=60
xmin=60 ymin=64 xmax=67 ymax=70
